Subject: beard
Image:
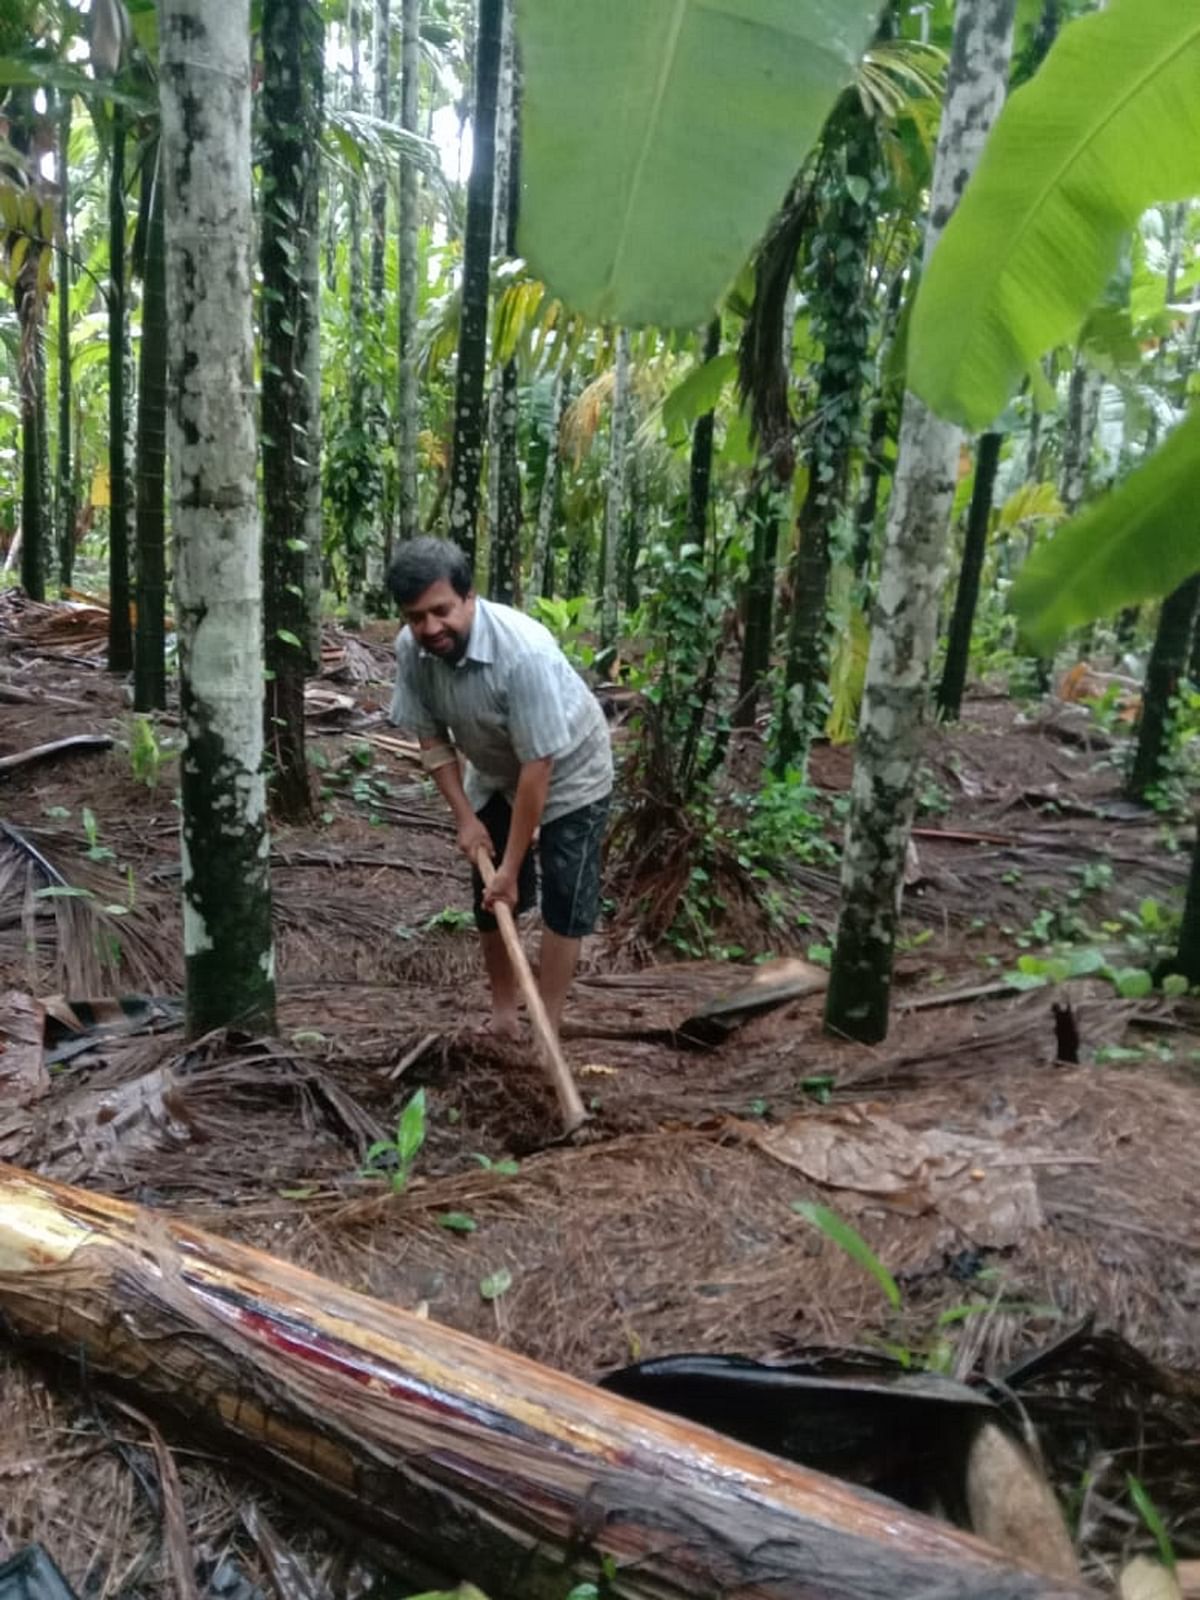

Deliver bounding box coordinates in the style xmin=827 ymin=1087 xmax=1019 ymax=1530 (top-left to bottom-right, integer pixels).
xmin=425 ymin=625 xmax=470 ymax=664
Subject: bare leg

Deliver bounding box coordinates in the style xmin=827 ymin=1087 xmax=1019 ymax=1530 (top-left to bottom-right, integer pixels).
xmin=480 ymin=929 xmax=520 ymax=1039
xmin=538 ymin=929 xmax=581 ymax=1039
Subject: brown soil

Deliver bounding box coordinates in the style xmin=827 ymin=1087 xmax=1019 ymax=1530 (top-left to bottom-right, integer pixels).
xmin=1 ymin=600 xmax=1198 ymax=1597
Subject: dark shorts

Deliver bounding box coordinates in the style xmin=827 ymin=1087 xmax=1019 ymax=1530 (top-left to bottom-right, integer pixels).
xmin=471 ymin=792 xmax=611 ymax=938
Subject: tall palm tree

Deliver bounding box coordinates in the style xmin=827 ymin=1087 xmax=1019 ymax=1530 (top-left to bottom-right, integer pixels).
xmin=133 ymin=140 xmax=167 ymax=710
xmin=447 ymin=0 xmax=503 ymax=570
xmin=160 ymin=0 xmax=276 ymax=1035
xmin=262 ymin=0 xmax=324 ymax=820
xmin=826 ymin=0 xmax=1018 ymax=1045
xmin=396 ymin=0 xmax=422 ymax=542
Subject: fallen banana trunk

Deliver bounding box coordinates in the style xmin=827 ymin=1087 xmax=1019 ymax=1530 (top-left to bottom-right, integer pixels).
xmin=0 ymin=1165 xmax=1091 ymax=1600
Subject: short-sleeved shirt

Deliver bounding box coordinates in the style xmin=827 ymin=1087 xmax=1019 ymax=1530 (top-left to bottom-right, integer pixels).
xmin=390 ymin=597 xmax=614 ymax=823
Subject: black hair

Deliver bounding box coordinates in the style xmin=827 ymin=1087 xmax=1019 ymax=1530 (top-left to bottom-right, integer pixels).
xmin=386 ymin=537 xmax=474 ymax=606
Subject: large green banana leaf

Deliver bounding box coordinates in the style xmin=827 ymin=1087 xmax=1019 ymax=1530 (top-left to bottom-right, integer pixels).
xmin=516 ymin=0 xmax=882 ymax=329
xmin=1011 ymin=408 xmax=1200 ymax=651
xmin=908 ymin=1 xmax=1200 ymax=430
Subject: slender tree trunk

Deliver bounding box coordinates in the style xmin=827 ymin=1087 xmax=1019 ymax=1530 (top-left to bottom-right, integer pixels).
xmin=600 ymin=328 xmax=631 ymax=651
xmin=1024 ymin=400 xmax=1042 ymax=485
xmin=734 ymin=482 xmax=781 ymax=729
xmin=565 ymin=526 xmax=586 ymax=600
xmin=133 ymin=144 xmax=167 ymax=712
xmin=853 ymin=398 xmax=889 ymax=580
xmin=56 ymin=94 xmax=74 ymax=593
xmin=686 ymin=319 xmax=721 ymax=547
xmin=345 ymin=0 xmax=368 ymax=619
xmin=625 ymin=448 xmax=647 ymax=612
xmin=396 ymin=0 xmax=422 ymax=544
xmin=936 ymin=430 xmax=1003 ymax=721
xmin=826 ymin=0 xmax=1017 ymax=1045
xmin=323 ymin=30 xmax=339 ymax=295
xmin=370 ymin=0 xmax=393 ymax=577
xmin=161 ymin=0 xmax=276 ymax=1036
xmin=263 ymin=0 xmax=324 ymax=821
xmin=17 ymin=302 xmax=47 ymax=602
xmin=107 ymin=104 xmax=133 ymax=671
xmin=492 ymin=58 xmax=521 ymax=604
xmin=489 ymin=27 xmax=521 ymax=605
xmin=447 ymin=0 xmax=502 ymax=569
xmin=1058 ymin=356 xmax=1100 ymax=517
xmin=778 ymin=102 xmax=878 ymax=768
xmin=9 ymin=93 xmax=47 ymax=604
xmin=1126 ymin=575 xmax=1200 ymax=803
xmin=853 ymin=273 xmax=904 ymax=582
xmin=526 ymin=368 xmax=567 ymax=604
xmin=1172 ymin=825 xmax=1200 ymax=985
xmin=370 ymin=0 xmax=389 ymax=305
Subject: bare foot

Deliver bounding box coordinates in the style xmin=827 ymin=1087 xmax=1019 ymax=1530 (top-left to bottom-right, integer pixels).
xmin=486 ymin=1011 xmax=522 ymax=1042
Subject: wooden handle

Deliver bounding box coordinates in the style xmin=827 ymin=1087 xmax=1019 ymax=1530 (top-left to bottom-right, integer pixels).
xmin=476 ymin=850 xmax=587 ymax=1134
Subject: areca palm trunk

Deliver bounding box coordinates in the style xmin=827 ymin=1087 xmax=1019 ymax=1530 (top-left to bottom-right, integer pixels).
xmin=17 ymin=287 xmax=48 ymax=603
xmin=488 ymin=13 xmax=521 ymax=603
xmin=370 ymin=0 xmax=389 ymax=305
xmin=600 ymin=328 xmax=631 ymax=651
xmin=777 ymin=102 xmax=878 ymax=768
xmin=526 ymin=367 xmax=568 ymax=603
xmin=133 ymin=143 xmax=167 ymax=712
xmin=161 ymin=0 xmax=276 ymax=1035
xmin=853 ymin=273 xmax=905 ymax=581
xmin=56 ymin=93 xmax=75 ymax=592
xmin=1059 ymin=355 xmax=1100 ymax=517
xmin=345 ymin=0 xmax=368 ymax=618
xmin=1127 ymin=575 xmax=1200 ymax=804
xmin=686 ymin=319 xmax=722 ymax=548
xmin=447 ymin=0 xmax=503 ymax=569
xmin=734 ymin=481 xmax=783 ymax=730
xmin=396 ymin=0 xmax=422 ymax=543
xmin=936 ymin=430 xmax=1004 ymax=721
xmin=262 ymin=0 xmax=324 ymax=820
xmin=8 ymin=90 xmax=46 ymax=601
xmin=370 ymin=0 xmax=393 ymax=573
xmin=826 ymin=0 xmax=1017 ymax=1045
xmin=107 ymin=104 xmax=133 ymax=671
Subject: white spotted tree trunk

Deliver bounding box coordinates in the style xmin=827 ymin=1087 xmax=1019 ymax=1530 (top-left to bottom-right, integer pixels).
xmin=600 ymin=329 xmax=631 ymax=651
xmin=396 ymin=0 xmax=422 ymax=543
xmin=825 ymin=0 xmax=1016 ymax=1044
xmin=527 ymin=367 xmax=568 ymax=603
xmin=160 ymin=0 xmax=276 ymax=1036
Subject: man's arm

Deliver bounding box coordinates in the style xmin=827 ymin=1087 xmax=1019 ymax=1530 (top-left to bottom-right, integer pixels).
xmin=419 ymin=736 xmax=492 ymax=861
xmin=483 ymin=756 xmax=552 ymax=911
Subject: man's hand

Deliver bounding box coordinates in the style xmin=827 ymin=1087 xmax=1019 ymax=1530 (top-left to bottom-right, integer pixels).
xmin=457 ymin=815 xmax=493 ymax=863
xmin=482 ymin=859 xmax=520 ymax=915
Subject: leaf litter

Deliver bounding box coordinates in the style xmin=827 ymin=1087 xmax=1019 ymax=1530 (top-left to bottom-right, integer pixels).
xmin=0 ymin=608 xmax=1199 ymax=1596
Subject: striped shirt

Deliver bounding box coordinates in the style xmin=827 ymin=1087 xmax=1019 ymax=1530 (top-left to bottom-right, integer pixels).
xmin=390 ymin=597 xmax=614 ymax=823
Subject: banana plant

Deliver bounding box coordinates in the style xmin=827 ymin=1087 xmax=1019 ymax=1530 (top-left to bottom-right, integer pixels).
xmin=907 ymin=0 xmax=1200 ymax=649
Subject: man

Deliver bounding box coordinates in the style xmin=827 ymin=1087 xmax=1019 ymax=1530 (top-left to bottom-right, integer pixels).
xmin=387 ymin=538 xmax=613 ymax=1043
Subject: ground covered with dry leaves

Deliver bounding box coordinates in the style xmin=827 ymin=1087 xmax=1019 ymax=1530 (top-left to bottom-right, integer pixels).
xmin=1 ymin=590 xmax=1198 ymax=1598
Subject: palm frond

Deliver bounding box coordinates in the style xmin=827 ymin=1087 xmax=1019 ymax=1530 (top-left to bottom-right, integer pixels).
xmin=0 ymin=819 xmax=172 ymax=995
xmin=857 ymin=39 xmax=947 ymax=123
xmin=560 ymin=369 xmax=615 ymax=466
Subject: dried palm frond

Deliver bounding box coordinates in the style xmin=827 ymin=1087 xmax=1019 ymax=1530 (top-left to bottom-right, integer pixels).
xmin=0 ymin=819 xmax=173 ymax=995
xmin=559 ymin=368 xmax=615 ymax=467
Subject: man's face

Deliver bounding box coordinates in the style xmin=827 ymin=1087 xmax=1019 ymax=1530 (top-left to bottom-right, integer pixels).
xmin=403 ymin=578 xmax=475 ymax=663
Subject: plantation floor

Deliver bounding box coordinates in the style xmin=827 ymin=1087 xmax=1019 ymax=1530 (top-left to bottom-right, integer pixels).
xmin=1 ymin=592 xmax=1198 ymax=1596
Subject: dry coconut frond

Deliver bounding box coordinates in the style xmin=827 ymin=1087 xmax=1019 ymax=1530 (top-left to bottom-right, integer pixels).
xmin=0 ymin=818 xmax=173 ymax=995
xmin=560 ymin=369 xmax=615 ymax=467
